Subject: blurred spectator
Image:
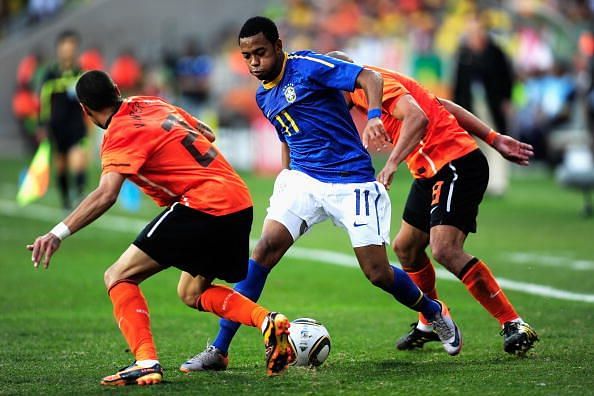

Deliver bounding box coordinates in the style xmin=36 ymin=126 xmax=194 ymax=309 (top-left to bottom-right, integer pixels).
xmin=28 ymin=0 xmax=63 ymax=24
xmin=142 ymin=66 xmax=171 ymax=100
xmin=79 ymin=46 xmax=105 ymax=71
xmin=38 ymin=30 xmax=87 ymax=209
xmin=453 ymin=18 xmax=513 ymax=135
xmin=515 ymin=62 xmax=577 ymax=165
xmin=12 ymin=53 xmax=41 ymax=154
xmin=453 ymin=18 xmax=514 ymax=196
xmin=174 ymin=38 xmax=213 ymax=117
xmin=1 ymin=0 xmax=67 ymax=38
xmin=16 ymin=53 xmax=38 ymax=86
xmin=515 ymin=26 xmax=554 ymax=76
xmin=1 ymin=0 xmax=26 ymax=38
xmin=110 ymin=49 xmax=142 ymax=94
xmin=583 ymin=30 xmax=594 ymax=151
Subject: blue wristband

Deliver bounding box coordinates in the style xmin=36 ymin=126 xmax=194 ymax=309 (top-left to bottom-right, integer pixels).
xmin=367 ymin=108 xmax=382 ymax=120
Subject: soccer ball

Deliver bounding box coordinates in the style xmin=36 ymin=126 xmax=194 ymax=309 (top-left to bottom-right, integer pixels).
xmin=288 ymin=318 xmax=331 ymax=367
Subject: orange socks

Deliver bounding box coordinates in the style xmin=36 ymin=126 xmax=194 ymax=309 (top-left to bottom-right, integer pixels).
xmin=460 ymin=259 xmax=519 ymax=325
xmin=108 ymin=281 xmax=158 ymax=361
xmin=404 ymin=255 xmax=438 ymax=326
xmin=197 ymin=284 xmax=269 ymax=329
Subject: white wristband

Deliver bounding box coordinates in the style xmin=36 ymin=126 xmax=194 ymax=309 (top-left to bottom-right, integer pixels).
xmin=50 ymin=222 xmax=71 ymax=241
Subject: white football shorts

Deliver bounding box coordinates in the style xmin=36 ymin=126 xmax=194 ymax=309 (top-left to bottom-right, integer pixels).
xmin=265 ymin=169 xmax=391 ymax=247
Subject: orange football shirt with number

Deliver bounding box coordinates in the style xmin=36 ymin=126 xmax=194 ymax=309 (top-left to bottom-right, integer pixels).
xmin=349 ymin=65 xmax=478 ymax=179
xmin=101 ymin=96 xmax=252 ymax=215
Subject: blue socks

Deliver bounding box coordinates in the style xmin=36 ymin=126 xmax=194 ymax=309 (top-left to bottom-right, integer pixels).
xmin=387 ymin=265 xmax=441 ymax=319
xmin=212 ymin=259 xmax=270 ymax=354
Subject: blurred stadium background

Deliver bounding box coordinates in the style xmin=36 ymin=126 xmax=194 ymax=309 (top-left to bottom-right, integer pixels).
xmin=1 ymin=0 xmax=593 ymax=394
xmin=2 ymin=0 xmax=594 ymax=177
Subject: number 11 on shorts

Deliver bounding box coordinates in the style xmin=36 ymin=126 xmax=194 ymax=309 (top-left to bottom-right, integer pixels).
xmin=354 ymin=188 xmax=370 ymax=217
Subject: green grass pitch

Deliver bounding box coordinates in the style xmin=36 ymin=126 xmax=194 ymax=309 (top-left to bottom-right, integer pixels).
xmin=0 ymin=156 xmax=593 ymax=395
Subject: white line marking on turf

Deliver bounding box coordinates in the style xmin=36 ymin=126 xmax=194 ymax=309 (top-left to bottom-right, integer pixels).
xmin=0 ymin=199 xmax=147 ymax=233
xmin=2 ymin=199 xmax=593 ymax=304
xmin=504 ymin=252 xmax=594 ymax=271
xmin=286 ymin=246 xmax=594 ymax=303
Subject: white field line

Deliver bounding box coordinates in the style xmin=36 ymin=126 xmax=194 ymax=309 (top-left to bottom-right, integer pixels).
xmin=0 ymin=199 xmax=148 ymax=234
xmin=287 ymin=246 xmax=594 ymax=303
xmin=504 ymin=252 xmax=594 ymax=271
xmin=1 ymin=199 xmax=593 ymax=304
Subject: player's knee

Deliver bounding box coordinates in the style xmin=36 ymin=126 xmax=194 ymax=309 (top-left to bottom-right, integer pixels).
xmin=431 ymin=243 xmax=458 ymax=267
xmin=104 ymin=265 xmax=120 ymax=289
xmin=177 ymin=287 xmax=199 ymax=308
xmin=392 ymin=235 xmax=417 ymax=266
xmin=364 ymin=267 xmax=392 ymax=290
xmin=252 ymin=236 xmax=282 ymax=268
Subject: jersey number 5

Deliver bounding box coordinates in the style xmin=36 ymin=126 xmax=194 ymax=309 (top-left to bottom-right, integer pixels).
xmin=161 ymin=114 xmax=217 ymax=167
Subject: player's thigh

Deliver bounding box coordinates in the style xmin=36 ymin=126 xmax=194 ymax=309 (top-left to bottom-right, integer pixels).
xmin=265 ymin=169 xmax=327 ymax=242
xmin=104 ymin=244 xmax=164 ymax=288
xmin=327 ymin=181 xmax=391 ymax=248
xmin=402 ymin=178 xmax=432 ymax=235
xmin=429 ymin=149 xmax=489 ymax=234
xmin=430 ymin=225 xmax=467 ymax=251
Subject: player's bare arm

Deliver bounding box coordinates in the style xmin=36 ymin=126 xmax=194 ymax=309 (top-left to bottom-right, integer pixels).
xmin=356 ymin=68 xmax=389 ymax=149
xmin=440 ymin=98 xmax=534 ymax=165
xmin=377 ymin=94 xmax=428 ymax=190
xmin=281 ymin=142 xmax=290 ymax=170
xmin=26 ymin=171 xmax=125 ymax=268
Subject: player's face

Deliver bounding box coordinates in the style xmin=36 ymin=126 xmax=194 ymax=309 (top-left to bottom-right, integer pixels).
xmin=239 ymin=33 xmax=283 ymax=81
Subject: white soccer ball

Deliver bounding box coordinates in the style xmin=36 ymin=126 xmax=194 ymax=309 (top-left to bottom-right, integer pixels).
xmin=288 ymin=318 xmax=331 ymax=367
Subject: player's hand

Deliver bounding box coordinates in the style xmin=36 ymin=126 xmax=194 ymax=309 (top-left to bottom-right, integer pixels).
xmin=493 ymin=134 xmax=534 ymax=166
xmin=377 ymin=161 xmax=398 ymax=190
xmin=362 ymin=118 xmax=390 ymax=151
xmin=26 ymin=233 xmax=61 ymax=269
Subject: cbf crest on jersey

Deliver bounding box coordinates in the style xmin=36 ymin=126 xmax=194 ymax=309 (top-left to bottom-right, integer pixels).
xmin=283 ymin=83 xmax=297 ymax=103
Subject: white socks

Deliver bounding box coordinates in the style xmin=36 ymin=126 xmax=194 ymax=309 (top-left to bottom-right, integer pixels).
xmin=136 ymin=359 xmax=159 ymax=368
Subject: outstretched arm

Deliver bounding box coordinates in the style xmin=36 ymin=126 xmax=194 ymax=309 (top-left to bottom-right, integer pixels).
xmin=440 ymin=98 xmax=533 ymax=165
xmin=356 ymin=68 xmax=390 ymax=149
xmin=377 ymin=95 xmax=428 ymax=190
xmin=27 ymin=172 xmax=125 ymax=268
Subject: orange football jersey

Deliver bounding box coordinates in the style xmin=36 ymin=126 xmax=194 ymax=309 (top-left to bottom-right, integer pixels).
xmin=101 ymin=96 xmax=252 ymax=215
xmin=350 ymin=65 xmax=478 ymax=179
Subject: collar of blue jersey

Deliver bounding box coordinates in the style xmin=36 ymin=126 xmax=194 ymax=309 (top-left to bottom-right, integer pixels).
xmin=262 ymin=52 xmax=288 ymax=90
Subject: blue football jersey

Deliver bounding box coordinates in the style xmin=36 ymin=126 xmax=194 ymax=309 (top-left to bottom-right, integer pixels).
xmin=256 ymin=50 xmax=375 ymax=183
